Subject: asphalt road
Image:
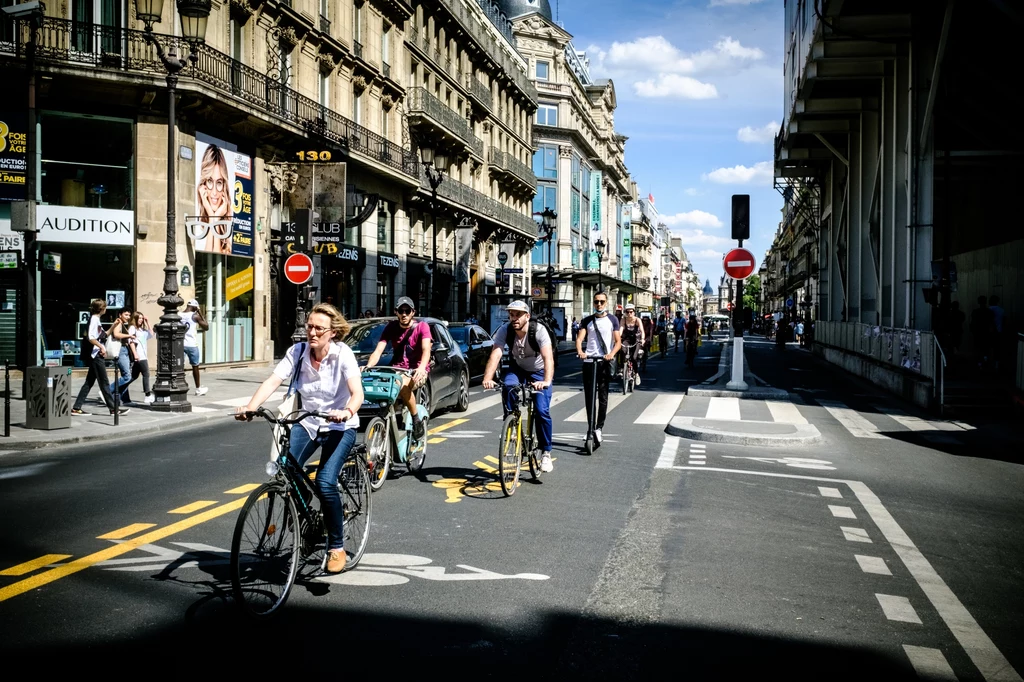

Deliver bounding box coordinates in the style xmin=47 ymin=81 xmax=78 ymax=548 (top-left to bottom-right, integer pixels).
xmin=1 ymin=337 xmax=1021 ymax=680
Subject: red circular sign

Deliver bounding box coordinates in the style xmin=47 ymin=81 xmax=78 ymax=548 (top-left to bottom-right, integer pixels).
xmin=283 ymin=252 xmax=314 ymax=285
xmin=723 ymin=247 xmax=756 ymax=280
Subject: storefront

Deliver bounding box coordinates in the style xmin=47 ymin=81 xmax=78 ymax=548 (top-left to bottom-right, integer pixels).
xmin=406 ymin=255 xmax=431 ymax=315
xmin=376 ymin=251 xmax=400 ymax=315
xmin=320 ymin=244 xmax=365 ymax=319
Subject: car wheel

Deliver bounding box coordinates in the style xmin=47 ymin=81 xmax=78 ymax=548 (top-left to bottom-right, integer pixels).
xmin=453 ymin=372 xmax=470 ymax=412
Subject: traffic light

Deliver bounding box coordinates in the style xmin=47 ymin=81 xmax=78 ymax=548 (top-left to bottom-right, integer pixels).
xmin=731 ymin=195 xmax=750 ymax=241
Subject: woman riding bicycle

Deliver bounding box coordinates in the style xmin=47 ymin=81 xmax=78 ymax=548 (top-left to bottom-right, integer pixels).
xmin=234 ymin=303 xmax=364 ymax=574
xmin=618 ymin=303 xmax=645 ymax=385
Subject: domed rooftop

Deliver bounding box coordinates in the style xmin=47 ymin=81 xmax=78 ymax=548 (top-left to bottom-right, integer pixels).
xmin=497 ymin=0 xmax=553 ymax=21
xmin=702 ymin=279 xmax=714 ymax=295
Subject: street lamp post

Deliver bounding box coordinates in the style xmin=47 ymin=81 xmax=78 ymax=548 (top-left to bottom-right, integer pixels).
xmin=134 ymin=0 xmax=211 ymax=412
xmin=595 ymin=237 xmax=606 ymax=293
xmin=539 ymin=208 xmax=557 ymax=309
xmin=420 ymin=146 xmax=446 ymax=317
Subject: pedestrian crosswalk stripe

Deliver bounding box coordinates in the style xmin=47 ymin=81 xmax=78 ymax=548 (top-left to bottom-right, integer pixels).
xmin=439 ymin=393 xmax=501 ymax=418
xmin=635 ymin=394 xmax=684 ymax=424
xmin=765 ymin=400 xmax=808 ymax=424
xmin=706 ymin=397 xmax=740 ymax=421
xmin=550 ymin=391 xmax=577 ymax=407
xmin=872 ymin=405 xmax=935 ymax=432
xmin=816 ymin=399 xmax=887 ymax=439
xmin=565 ymin=392 xmax=631 ymax=422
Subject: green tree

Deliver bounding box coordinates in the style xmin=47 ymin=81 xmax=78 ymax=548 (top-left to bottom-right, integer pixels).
xmin=742 ymin=274 xmax=761 ymax=312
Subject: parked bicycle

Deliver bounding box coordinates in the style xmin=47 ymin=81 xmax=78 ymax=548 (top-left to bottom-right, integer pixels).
xmin=493 ymin=382 xmax=542 ymax=496
xmin=229 ymin=407 xmax=372 ymax=618
xmin=360 ymin=367 xmax=430 ymax=490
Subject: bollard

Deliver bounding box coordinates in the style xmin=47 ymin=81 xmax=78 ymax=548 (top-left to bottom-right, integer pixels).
xmin=112 ymin=358 xmax=119 ymax=426
xmin=4 ymin=359 xmax=9 ymax=438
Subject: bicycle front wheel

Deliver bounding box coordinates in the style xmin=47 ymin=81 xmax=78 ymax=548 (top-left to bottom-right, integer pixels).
xmin=498 ymin=414 xmax=522 ymax=496
xmin=340 ymin=453 xmax=372 ymax=568
xmin=230 ymin=483 xmax=300 ymax=618
xmin=363 ymin=416 xmax=390 ymax=492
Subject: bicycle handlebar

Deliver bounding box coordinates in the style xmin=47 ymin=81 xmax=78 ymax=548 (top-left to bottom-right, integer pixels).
xmin=240 ymin=406 xmax=332 ymax=425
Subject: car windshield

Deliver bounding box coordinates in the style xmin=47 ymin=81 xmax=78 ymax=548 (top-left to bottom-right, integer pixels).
xmin=448 ymin=327 xmax=468 ymax=343
xmin=346 ymin=321 xmax=387 ymax=354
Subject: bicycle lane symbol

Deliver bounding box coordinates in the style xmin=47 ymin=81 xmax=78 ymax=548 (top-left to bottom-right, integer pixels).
xmin=318 ymin=553 xmax=550 ymax=586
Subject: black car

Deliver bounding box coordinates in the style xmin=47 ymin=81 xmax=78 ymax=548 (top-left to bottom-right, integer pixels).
xmin=446 ymin=322 xmax=497 ymax=384
xmin=345 ymin=317 xmax=470 ymax=415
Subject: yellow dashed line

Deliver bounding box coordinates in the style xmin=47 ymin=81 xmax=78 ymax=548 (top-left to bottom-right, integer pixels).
xmin=428 ymin=419 xmax=468 ymax=435
xmin=484 ymin=455 xmax=500 ymax=465
xmin=224 ymin=484 xmax=260 ymax=495
xmin=167 ymin=501 xmax=218 ymax=514
xmin=0 ymin=554 xmax=72 ymax=577
xmin=427 ymin=437 xmax=446 ymax=444
xmin=97 ymin=523 xmax=157 ymax=540
xmin=473 ymin=460 xmax=498 ymax=474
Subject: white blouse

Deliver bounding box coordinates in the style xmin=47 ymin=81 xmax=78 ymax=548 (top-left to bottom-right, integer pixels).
xmin=273 ymin=341 xmax=361 ymax=437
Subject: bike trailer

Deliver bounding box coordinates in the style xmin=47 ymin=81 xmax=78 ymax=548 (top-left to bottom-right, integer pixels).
xmin=361 ymin=370 xmax=403 ymax=406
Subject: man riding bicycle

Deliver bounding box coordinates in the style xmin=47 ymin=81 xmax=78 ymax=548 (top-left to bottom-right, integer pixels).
xmin=575 ymin=290 xmax=621 ymax=448
xmin=363 ymin=296 xmax=431 ymax=441
xmin=618 ymin=303 xmax=645 ymax=385
xmin=482 ymin=300 xmax=555 ymax=473
xmin=673 ymin=310 xmax=685 ymax=352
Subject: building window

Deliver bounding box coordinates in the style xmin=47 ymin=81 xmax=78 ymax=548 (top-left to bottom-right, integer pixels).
xmin=535 ymin=103 xmax=557 ymax=127
xmin=382 ymin=23 xmax=390 ymax=66
xmin=353 ymin=3 xmax=362 ymax=43
xmin=531 ymin=185 xmax=557 ymax=265
xmin=377 ymin=201 xmax=393 ymax=252
xmin=532 ymin=144 xmax=557 ymax=180
xmin=318 ymin=70 xmax=329 ymax=107
xmin=381 ymin=107 xmax=389 ymax=138
xmin=536 ymin=60 xmax=549 ymax=80
xmin=40 ymin=112 xmax=134 ymax=209
xmin=571 ymin=153 xmax=581 ymax=189
xmin=353 ymin=88 xmax=362 ymax=125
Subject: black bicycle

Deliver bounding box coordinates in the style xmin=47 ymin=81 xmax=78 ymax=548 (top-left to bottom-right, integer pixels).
xmin=230 ymin=407 xmax=372 ymax=618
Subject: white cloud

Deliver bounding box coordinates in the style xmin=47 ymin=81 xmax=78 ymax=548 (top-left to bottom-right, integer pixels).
xmin=702 ymin=161 xmax=774 ymax=185
xmin=661 ymin=210 xmax=724 ymax=228
xmin=684 ymin=188 xmax=701 ymax=196
xmin=737 ymin=121 xmax=779 ymax=143
xmin=696 ymin=249 xmax=725 ymax=259
xmin=672 ymin=228 xmax=734 ymax=250
xmin=709 ymin=0 xmax=766 ymax=7
xmin=635 ymin=74 xmax=718 ymax=99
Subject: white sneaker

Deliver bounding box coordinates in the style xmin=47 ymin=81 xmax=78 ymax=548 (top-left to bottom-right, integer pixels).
xmin=144 ymin=394 xmax=155 ymax=404
xmin=594 ymin=428 xmax=602 ymax=445
xmin=540 ymin=453 xmax=554 ymax=473
xmin=195 ymin=386 xmax=208 ymax=396
xmin=635 ymin=375 xmax=641 ymax=385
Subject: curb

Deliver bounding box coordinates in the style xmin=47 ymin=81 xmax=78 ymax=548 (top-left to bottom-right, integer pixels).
xmin=667 ymin=415 xmax=822 ymax=447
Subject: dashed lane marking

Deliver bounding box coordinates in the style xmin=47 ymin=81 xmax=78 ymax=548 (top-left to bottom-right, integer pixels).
xmin=566 ymin=392 xmax=631 ymax=422
xmin=902 ymin=646 xmax=959 ymax=682
xmin=765 ymin=400 xmax=808 ymax=424
xmin=224 ymin=484 xmax=260 ymax=494
xmin=841 ymin=526 xmax=873 ymax=543
xmin=655 ymin=435 xmax=680 ymax=469
xmin=818 ymin=486 xmax=843 ymax=499
xmin=876 ymin=594 xmax=922 ymax=624
xmin=168 ymin=501 xmax=218 ymax=514
xmin=855 ymin=555 xmax=892 ymax=576
xmin=97 ymin=523 xmax=157 ymax=540
xmin=828 ymin=505 xmax=857 ymax=519
xmin=816 ymin=399 xmax=886 ymax=439
xmin=0 ymin=554 xmax=72 ymax=577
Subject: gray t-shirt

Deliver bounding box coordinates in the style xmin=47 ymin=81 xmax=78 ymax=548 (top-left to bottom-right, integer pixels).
xmin=492 ymin=322 xmax=552 ymax=373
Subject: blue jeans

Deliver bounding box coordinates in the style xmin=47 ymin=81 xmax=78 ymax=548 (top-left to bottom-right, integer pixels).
xmin=502 ymin=366 xmax=552 ymax=452
xmin=109 ymin=346 xmax=132 ymax=402
xmin=288 ymin=425 xmax=357 ymax=551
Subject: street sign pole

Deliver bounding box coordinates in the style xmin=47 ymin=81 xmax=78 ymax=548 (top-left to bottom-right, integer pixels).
xmin=727 ymin=195 xmax=751 ymax=391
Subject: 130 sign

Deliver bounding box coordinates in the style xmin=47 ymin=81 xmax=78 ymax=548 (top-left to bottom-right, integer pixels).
xmin=295 ymin=150 xmax=334 ymax=162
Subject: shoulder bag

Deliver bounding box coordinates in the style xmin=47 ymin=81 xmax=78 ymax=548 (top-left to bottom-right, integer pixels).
xmin=104 ymin=322 xmax=122 ymax=358
xmin=270 ymin=342 xmax=306 ymax=462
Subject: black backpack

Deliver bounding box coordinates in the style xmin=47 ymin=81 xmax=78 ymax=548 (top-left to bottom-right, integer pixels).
xmin=504 ymin=318 xmax=556 ymax=355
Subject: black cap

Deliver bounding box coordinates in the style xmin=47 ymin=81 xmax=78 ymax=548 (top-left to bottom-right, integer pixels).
xmin=395 ymin=296 xmax=416 ymax=311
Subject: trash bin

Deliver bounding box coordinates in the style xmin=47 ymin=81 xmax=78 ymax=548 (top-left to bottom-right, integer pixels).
xmin=24 ymin=366 xmax=73 ymax=430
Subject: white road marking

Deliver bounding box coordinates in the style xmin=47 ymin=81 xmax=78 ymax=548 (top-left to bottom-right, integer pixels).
xmin=855 ymin=555 xmax=892 ymax=576
xmin=635 ymin=393 xmax=684 ymax=424
xmin=564 ymin=371 xmax=582 ymax=378
xmin=211 ymin=391 xmax=285 ymax=408
xmin=818 ymin=486 xmax=843 ymax=498
xmin=705 ymin=397 xmax=741 ymax=421
xmin=721 ymin=456 xmax=835 ymax=470
xmin=873 ymin=405 xmax=935 ymax=432
xmin=688 ymin=454 xmax=706 ymax=460
xmin=689 ymin=443 xmax=707 ymax=450
xmin=550 ymin=391 xmax=578 ymax=407
xmin=841 ymin=526 xmax=873 ymax=543
xmin=0 ymin=462 xmax=56 ymax=480
xmin=828 ymin=505 xmax=857 ymax=519
xmin=876 ymin=594 xmax=922 ymax=624
xmin=766 ymin=400 xmax=808 ymax=424
xmin=902 ymin=645 xmax=959 ymax=681
xmin=687 ymin=460 xmax=706 ymax=466
xmin=655 ymin=435 xmax=680 ymax=469
xmin=440 ymin=392 xmax=502 ymax=418
xmin=816 ymin=399 xmax=887 ymax=439
xmin=566 ymin=392 xmax=631 ymax=422
xmin=318 ymin=553 xmax=549 ymax=584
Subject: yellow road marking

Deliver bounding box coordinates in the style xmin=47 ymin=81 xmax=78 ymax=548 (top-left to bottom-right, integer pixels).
xmin=0 ymin=554 xmax=72 ymax=577
xmin=96 ymin=523 xmax=156 ymax=540
xmin=427 ymin=437 xmax=446 ymax=444
xmin=428 ymin=419 xmax=468 ymax=435
xmin=0 ymin=497 xmax=247 ymax=603
xmin=167 ymin=500 xmax=218 ymax=514
xmin=484 ymin=455 xmax=500 ymax=465
xmin=473 ymin=461 xmax=498 ymax=473
xmin=224 ymin=484 xmax=260 ymax=494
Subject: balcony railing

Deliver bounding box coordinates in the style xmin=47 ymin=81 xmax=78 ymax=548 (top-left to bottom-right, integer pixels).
xmin=487 ymin=147 xmax=536 ymax=188
xmin=383 ymin=62 xmax=391 ymax=79
xmin=319 ymin=15 xmax=331 ymax=34
xmin=353 ymin=40 xmax=363 ymax=60
xmin=475 ymin=0 xmax=516 ymax=47
xmin=421 ymin=168 xmax=537 ymax=239
xmin=632 ymin=234 xmax=651 ymax=247
xmin=465 ymin=73 xmax=491 ymax=111
xmin=4 ymin=17 xmax=418 ymax=178
xmin=407 ymin=87 xmax=484 ymax=157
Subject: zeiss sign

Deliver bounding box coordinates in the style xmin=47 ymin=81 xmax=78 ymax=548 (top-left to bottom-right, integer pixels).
xmin=37 ymin=206 xmax=135 ymax=246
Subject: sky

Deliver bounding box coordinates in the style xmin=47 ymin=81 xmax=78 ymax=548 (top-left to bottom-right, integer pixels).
xmin=552 ymin=0 xmax=784 ymax=290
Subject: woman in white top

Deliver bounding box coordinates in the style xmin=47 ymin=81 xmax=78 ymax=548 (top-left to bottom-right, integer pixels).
xmin=234 ymin=303 xmax=364 ymax=574
xmin=121 ymin=311 xmax=155 ymax=404
xmin=72 ymin=298 xmax=126 ymax=416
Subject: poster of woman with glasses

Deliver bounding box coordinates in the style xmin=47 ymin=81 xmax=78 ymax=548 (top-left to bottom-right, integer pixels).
xmin=193 ymin=139 xmax=254 ymax=258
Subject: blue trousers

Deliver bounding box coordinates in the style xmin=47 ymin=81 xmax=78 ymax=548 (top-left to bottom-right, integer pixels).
xmin=288 ymin=426 xmax=357 ymax=551
xmin=502 ymin=366 xmax=553 ymax=452
xmin=109 ymin=346 xmax=132 ymax=402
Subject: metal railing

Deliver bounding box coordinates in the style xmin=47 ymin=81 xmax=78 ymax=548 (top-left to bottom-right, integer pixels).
xmin=487 ymin=147 xmax=536 ymax=187
xmin=319 ymin=15 xmax=331 ymax=34
xmin=407 ymin=87 xmax=484 ymax=156
xmin=421 ymin=167 xmax=536 ymax=239
xmin=4 ymin=17 xmax=418 ymax=178
xmin=466 ymin=73 xmax=492 ymax=111
xmin=475 ymin=0 xmax=516 ymax=46
xmin=814 ymin=320 xmax=936 ymax=380
xmin=632 ymin=235 xmax=651 ymax=247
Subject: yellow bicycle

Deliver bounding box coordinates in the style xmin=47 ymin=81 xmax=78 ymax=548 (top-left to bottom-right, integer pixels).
xmin=495 ymin=383 xmax=541 ymax=496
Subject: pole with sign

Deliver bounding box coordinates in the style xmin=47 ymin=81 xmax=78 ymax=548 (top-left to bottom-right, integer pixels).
xmin=727 ymin=195 xmax=753 ymax=391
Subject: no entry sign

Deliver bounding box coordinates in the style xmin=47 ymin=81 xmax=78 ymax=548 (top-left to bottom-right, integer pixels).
xmin=283 ymin=252 xmax=314 ymax=285
xmin=723 ymin=247 xmax=756 ymax=280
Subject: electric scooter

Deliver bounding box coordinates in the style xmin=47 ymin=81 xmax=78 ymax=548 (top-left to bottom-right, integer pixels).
xmin=582 ymin=355 xmax=606 ymax=456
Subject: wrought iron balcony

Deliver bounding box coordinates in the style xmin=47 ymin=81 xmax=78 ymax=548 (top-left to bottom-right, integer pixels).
xmin=407 ymin=87 xmax=484 ymax=157
xmin=319 ymin=15 xmax=331 ymax=34
xmin=631 ymin=234 xmax=651 ymax=247
xmin=420 ymin=168 xmax=537 ymax=240
xmin=3 ymin=17 xmax=418 ymax=178
xmin=465 ymin=74 xmax=492 ymax=112
xmin=487 ymin=147 xmax=536 ymax=188
xmin=637 ymin=277 xmax=651 ymax=289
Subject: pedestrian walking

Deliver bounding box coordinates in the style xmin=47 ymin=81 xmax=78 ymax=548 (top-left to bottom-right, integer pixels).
xmin=571 ymin=316 xmax=580 ymax=342
xmin=108 ymin=308 xmax=134 ymax=404
xmin=71 ymin=298 xmax=128 ymax=416
xmin=182 ymin=299 xmax=210 ymax=395
xmin=121 ymin=311 xmax=155 ymax=404
xmin=672 ymin=311 xmax=685 ymax=352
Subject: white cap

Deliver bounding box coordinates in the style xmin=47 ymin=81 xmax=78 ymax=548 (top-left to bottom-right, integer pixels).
xmin=506 ymin=300 xmax=530 ymax=313
xmin=624 ymin=303 xmax=636 ymax=310
xmin=187 ymin=299 xmax=199 ymax=308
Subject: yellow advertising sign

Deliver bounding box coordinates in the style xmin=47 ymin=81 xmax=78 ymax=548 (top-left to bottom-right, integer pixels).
xmin=225 ymin=266 xmax=254 ymax=301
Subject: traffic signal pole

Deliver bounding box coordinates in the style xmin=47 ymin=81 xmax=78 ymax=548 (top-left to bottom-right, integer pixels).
xmin=726 ymin=195 xmax=750 ymax=391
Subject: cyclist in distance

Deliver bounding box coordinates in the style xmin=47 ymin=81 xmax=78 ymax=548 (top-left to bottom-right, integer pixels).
xmin=619 ymin=303 xmax=645 ymax=385
xmin=482 ymin=300 xmax=555 ymax=472
xmin=234 ymin=303 xmax=364 ymax=574
xmin=575 ymin=290 xmax=622 ymax=448
xmin=684 ymin=313 xmax=700 ymax=368
xmin=363 ymin=296 xmax=432 ymax=441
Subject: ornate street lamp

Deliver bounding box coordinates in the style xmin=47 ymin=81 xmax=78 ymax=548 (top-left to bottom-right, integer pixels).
xmin=595 ymin=237 xmax=606 ymax=292
xmin=420 ymin=146 xmax=447 ymax=315
xmin=134 ymin=0 xmax=211 ymax=412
